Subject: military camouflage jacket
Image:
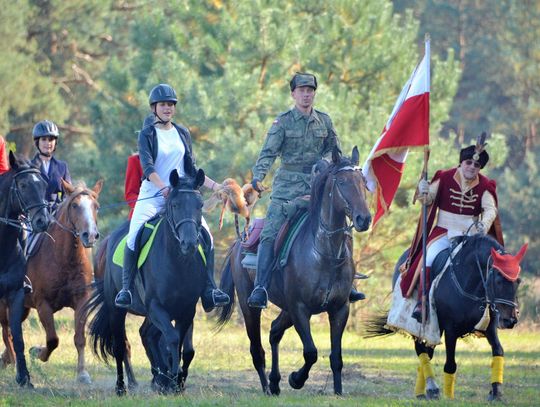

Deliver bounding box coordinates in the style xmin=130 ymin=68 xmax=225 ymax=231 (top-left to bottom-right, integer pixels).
xmin=252 ymin=106 xmax=339 ymax=200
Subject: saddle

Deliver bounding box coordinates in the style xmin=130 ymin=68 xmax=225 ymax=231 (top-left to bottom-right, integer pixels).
xmin=240 ymin=198 xmax=309 ymax=270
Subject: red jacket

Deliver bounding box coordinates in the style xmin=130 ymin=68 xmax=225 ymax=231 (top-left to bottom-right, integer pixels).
xmin=0 ymin=136 xmax=9 ymax=174
xmin=125 ymin=154 xmax=143 ymax=219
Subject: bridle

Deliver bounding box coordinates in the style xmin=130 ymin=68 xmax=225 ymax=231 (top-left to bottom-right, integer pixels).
xmin=52 ymin=190 xmax=98 ymax=239
xmin=449 ymin=248 xmax=518 ymax=317
xmin=166 ymin=189 xmax=202 ymax=244
xmin=319 ymin=165 xmax=366 ymax=237
xmin=0 ymin=168 xmax=48 ymax=230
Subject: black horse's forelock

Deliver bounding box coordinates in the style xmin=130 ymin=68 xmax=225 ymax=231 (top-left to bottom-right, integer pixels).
xmin=308 ymin=156 xmax=355 ymax=234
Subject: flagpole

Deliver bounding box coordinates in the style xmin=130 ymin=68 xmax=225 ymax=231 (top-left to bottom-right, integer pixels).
xmin=421 ymin=34 xmax=431 ymax=326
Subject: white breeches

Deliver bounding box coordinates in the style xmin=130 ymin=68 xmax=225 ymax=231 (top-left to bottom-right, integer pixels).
xmin=126 ymin=180 xmax=211 ymax=250
xmin=425 ymin=235 xmax=451 ymax=267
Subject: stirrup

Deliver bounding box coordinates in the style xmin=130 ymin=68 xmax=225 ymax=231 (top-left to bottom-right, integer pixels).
xmin=247 ymin=285 xmax=268 ymax=309
xmin=23 ymin=276 xmax=33 ymax=294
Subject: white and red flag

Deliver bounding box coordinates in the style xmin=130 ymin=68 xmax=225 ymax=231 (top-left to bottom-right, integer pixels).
xmin=362 ymin=39 xmax=430 ymax=227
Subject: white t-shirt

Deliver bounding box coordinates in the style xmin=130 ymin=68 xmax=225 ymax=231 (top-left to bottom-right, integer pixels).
xmin=155 ymin=126 xmax=185 ymax=183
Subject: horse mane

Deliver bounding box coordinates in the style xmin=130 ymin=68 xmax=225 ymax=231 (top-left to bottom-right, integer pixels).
xmin=459 ymin=234 xmax=504 ymax=264
xmin=307 ymin=155 xmax=355 ymax=235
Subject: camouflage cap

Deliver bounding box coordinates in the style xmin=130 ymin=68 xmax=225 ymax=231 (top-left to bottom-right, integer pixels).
xmin=290 ymin=72 xmax=317 ymax=91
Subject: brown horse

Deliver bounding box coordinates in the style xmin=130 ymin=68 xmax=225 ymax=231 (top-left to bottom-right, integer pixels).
xmin=0 ymin=179 xmax=102 ymax=383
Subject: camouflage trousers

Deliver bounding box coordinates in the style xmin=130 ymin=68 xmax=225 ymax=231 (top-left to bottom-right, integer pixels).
xmin=260 ymin=198 xmax=288 ymax=243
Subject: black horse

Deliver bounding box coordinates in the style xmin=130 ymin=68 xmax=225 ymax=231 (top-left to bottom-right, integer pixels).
xmin=0 ymin=152 xmax=51 ymax=386
xmin=88 ymin=168 xmax=207 ymax=395
xmin=369 ymin=234 xmax=527 ymax=401
xmin=217 ymin=147 xmax=371 ymax=395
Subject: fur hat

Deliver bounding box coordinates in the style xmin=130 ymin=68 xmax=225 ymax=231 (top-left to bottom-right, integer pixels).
xmin=459 ymin=132 xmax=489 ymax=169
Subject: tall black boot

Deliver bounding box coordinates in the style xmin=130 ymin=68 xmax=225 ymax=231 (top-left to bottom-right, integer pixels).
xmin=115 ymin=246 xmax=137 ymax=308
xmin=247 ymin=240 xmax=275 ymax=309
xmin=201 ymin=245 xmax=230 ymax=312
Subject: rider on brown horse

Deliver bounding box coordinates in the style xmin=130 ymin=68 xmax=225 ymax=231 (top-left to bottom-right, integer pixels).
xmin=247 ymin=72 xmax=366 ymax=308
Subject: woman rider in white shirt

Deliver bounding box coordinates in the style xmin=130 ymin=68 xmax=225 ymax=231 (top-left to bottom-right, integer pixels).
xmin=114 ymin=84 xmax=230 ymax=311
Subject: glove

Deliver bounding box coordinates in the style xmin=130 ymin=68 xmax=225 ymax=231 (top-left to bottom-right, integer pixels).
xmin=474 ymin=221 xmax=487 ymax=235
xmin=418 ymin=179 xmax=430 ymax=195
xmin=251 ymin=178 xmax=263 ymax=193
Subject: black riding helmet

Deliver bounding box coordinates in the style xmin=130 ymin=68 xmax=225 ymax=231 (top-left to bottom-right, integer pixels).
xmin=148 ymin=84 xmax=177 ymax=125
xmin=148 ymin=84 xmax=178 ymax=106
xmin=33 ymin=120 xmax=59 ymax=157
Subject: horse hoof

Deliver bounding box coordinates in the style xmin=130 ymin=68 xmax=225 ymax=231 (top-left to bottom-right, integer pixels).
xmin=29 ymin=347 xmax=41 ymax=359
xmin=115 ymin=386 xmax=127 ymax=396
xmin=128 ymin=380 xmax=139 ymax=391
xmin=269 ymin=382 xmax=281 ymax=396
xmin=426 ymin=388 xmax=440 ymax=400
xmin=288 ymin=372 xmax=303 ymax=390
xmin=77 ymin=370 xmax=92 ymax=384
xmin=16 ymin=374 xmax=33 ymax=388
xmin=416 ymin=394 xmax=427 ymax=400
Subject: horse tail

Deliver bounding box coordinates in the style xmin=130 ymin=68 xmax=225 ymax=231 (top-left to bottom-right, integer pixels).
xmin=216 ymin=245 xmax=236 ymax=330
xmin=86 ymin=279 xmax=115 ymax=364
xmin=363 ymin=310 xmax=396 ymax=338
xmin=92 ymin=235 xmax=109 ymax=281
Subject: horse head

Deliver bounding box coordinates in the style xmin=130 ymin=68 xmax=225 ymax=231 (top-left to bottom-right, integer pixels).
xmin=489 ymin=243 xmax=528 ymax=329
xmin=167 ymin=168 xmax=205 ymax=256
xmin=7 ymin=151 xmax=50 ymax=232
xmin=60 ymin=179 xmax=103 ymax=247
xmin=328 ymin=146 xmax=371 ymax=232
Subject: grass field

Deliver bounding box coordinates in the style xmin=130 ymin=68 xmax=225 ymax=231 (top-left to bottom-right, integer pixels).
xmin=0 ymin=307 xmax=538 ymax=406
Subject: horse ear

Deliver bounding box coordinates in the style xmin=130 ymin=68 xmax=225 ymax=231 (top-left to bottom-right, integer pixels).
xmin=8 ymin=151 xmax=17 ymax=169
xmin=169 ymin=169 xmax=180 ymax=187
xmin=515 ymin=243 xmax=528 ymax=263
xmin=195 ymin=169 xmax=205 ymax=189
xmin=332 ymin=146 xmax=342 ymax=164
xmin=92 ymin=179 xmax=104 ymax=195
xmin=351 ymin=146 xmax=359 ymax=166
xmin=61 ymin=178 xmax=76 ymax=195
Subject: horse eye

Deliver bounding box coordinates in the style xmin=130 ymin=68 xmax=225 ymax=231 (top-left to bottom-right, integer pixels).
xmin=71 ymin=203 xmax=78 ymax=209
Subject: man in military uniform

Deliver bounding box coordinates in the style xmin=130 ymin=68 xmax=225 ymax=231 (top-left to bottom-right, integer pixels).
xmin=247 ymin=72 xmax=366 ymax=309
xmin=400 ymin=136 xmax=504 ymax=322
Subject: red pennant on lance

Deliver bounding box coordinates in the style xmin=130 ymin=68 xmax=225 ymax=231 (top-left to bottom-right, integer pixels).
xmin=490 ymin=244 xmax=528 ymax=282
xmin=362 ymin=41 xmax=430 ymax=227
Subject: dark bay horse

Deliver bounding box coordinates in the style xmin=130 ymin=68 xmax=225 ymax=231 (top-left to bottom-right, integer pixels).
xmin=217 ymin=147 xmax=371 ymax=395
xmin=0 ymin=179 xmax=102 ymax=383
xmin=369 ymin=234 xmax=527 ymax=401
xmin=0 ymin=152 xmax=51 ymax=387
xmin=88 ymin=168 xmax=207 ymax=395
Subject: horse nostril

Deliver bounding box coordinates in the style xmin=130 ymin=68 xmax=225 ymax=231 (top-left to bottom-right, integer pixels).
xmin=82 ymin=232 xmax=89 ymax=241
xmin=95 ymin=232 xmax=100 ymax=240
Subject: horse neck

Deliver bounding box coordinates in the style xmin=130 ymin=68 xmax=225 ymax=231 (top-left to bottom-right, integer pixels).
xmin=454 ymin=250 xmax=487 ymax=294
xmin=0 ymin=176 xmax=21 ymax=260
xmin=51 ymin=205 xmax=86 ymax=263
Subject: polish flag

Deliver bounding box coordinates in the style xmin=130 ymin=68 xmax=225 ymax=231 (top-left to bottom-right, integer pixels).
xmin=362 ymin=39 xmax=430 ymax=227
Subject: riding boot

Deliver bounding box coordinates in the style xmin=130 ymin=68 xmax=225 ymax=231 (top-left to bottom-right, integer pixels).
xmin=349 ymin=286 xmax=366 ymax=302
xmin=201 ymin=245 xmax=230 ymax=312
xmin=247 ymin=239 xmax=275 ymax=309
xmin=412 ymin=267 xmax=431 ymax=322
xmin=115 ymin=246 xmax=137 ymax=308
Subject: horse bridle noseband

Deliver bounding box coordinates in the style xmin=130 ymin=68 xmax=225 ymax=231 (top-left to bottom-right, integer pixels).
xmin=0 ymin=168 xmax=48 ymax=230
xmin=166 ymin=189 xmax=202 ymax=244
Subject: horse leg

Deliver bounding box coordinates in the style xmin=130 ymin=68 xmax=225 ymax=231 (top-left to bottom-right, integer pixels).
xmin=148 ymin=301 xmax=180 ymax=393
xmin=268 ymin=310 xmax=293 ymax=395
xmin=179 ymin=323 xmax=195 ymax=392
xmin=140 ymin=318 xmax=167 ymax=392
xmin=328 ymin=304 xmax=349 ymax=395
xmin=288 ymin=305 xmax=317 ymax=391
xmin=124 ymin=337 xmax=138 ymax=390
xmin=73 ymin=300 xmax=91 ymax=384
xmin=442 ymin=331 xmax=458 ymax=399
xmin=0 ymin=316 xmax=15 ymax=368
xmin=238 ymin=300 xmax=269 ymax=393
xmin=415 ymin=340 xmax=439 ymax=399
xmin=111 ymin=311 xmax=128 ymax=396
xmin=8 ymin=288 xmax=32 ymax=387
xmin=485 ymin=321 xmax=505 ymax=401
xmin=30 ymin=301 xmax=58 ymax=362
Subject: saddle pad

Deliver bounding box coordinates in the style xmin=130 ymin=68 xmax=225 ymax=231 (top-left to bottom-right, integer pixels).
xmin=278 ymin=212 xmax=308 ymax=268
xmin=241 ymin=218 xmax=264 ymax=252
xmin=112 ymin=219 xmax=206 ymax=268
